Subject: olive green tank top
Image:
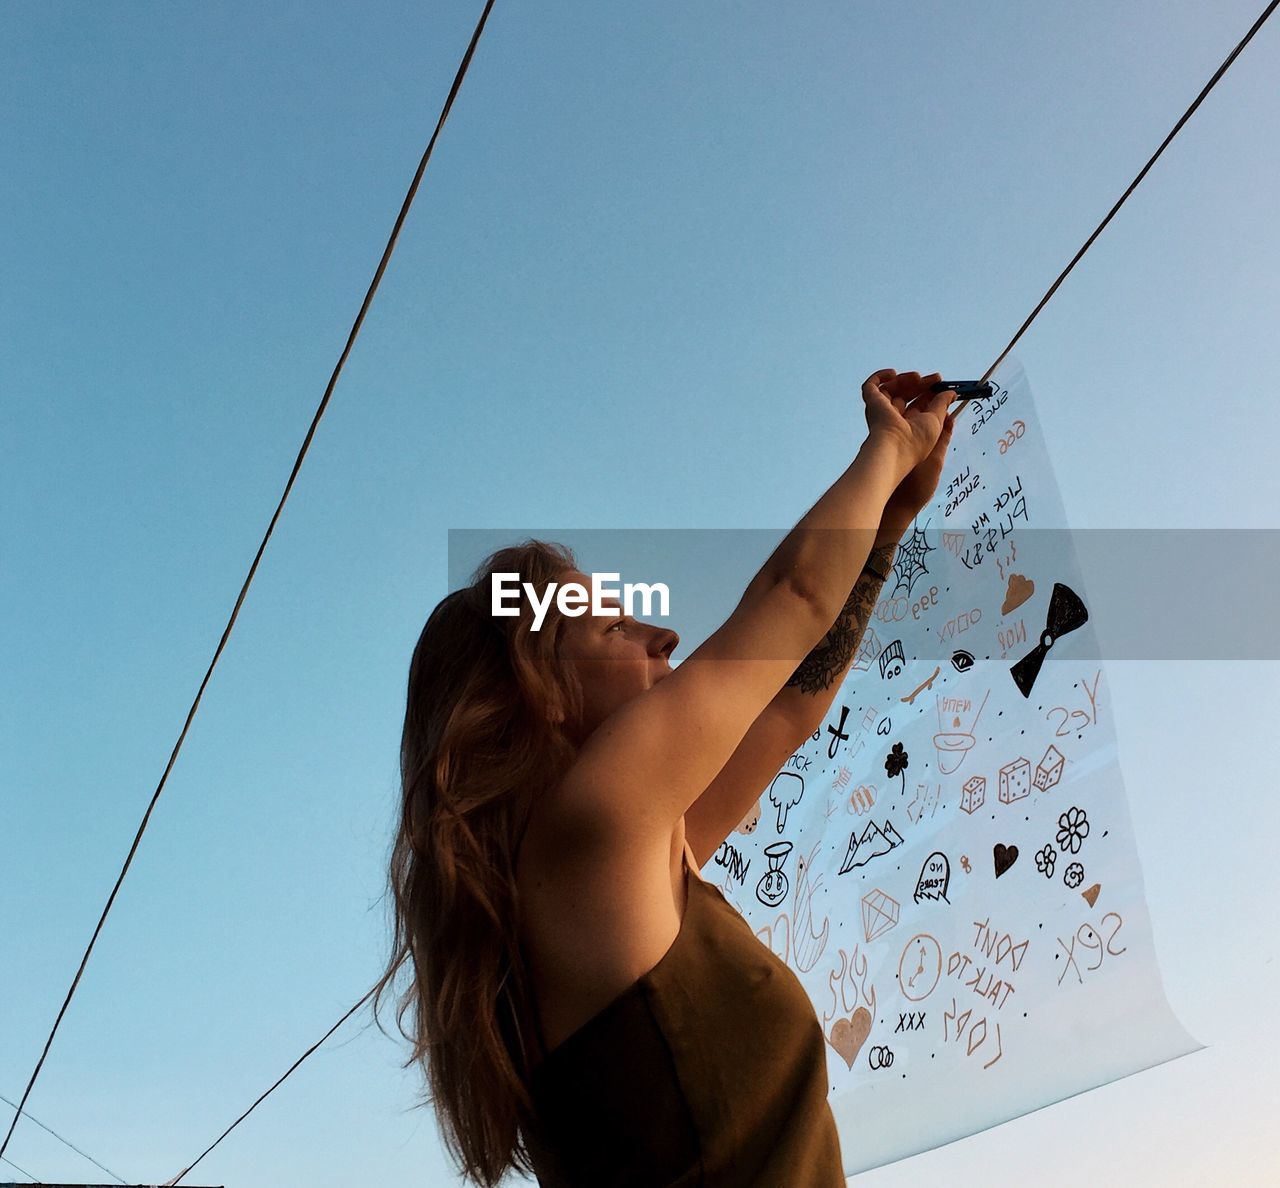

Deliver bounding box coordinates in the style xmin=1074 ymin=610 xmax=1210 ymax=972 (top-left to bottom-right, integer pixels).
xmin=511 ymin=837 xmax=845 ymax=1187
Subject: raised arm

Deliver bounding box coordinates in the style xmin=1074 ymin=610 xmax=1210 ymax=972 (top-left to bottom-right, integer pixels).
xmin=685 ymin=471 xmax=958 ymax=867
xmin=559 ymin=370 xmax=957 ymax=843
xmin=772 ymin=382 xmax=956 ymax=726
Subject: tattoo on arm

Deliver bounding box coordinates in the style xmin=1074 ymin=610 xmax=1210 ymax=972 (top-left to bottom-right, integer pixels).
xmin=784 ymin=544 xmax=896 ymax=696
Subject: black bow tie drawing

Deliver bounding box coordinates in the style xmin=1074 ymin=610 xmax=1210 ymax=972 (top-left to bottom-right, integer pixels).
xmin=1010 ymin=582 xmax=1089 ymax=697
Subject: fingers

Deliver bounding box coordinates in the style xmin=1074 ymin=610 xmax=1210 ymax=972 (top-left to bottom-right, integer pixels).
xmin=885 ymin=371 xmax=922 ymax=395
xmin=919 ymin=407 xmax=957 ymax=461
xmin=927 ymin=397 xmax=959 ymax=447
xmin=926 ymin=373 xmax=952 ymax=404
xmin=879 ymin=371 xmax=921 ymax=415
xmin=894 ymin=371 xmax=943 ymax=398
xmin=861 ymin=368 xmax=898 ymax=401
xmin=933 ymin=410 xmax=957 ymax=452
xmin=914 ymin=372 xmax=945 ymax=403
xmin=861 ymin=369 xmax=904 ymax=426
xmin=911 ymin=381 xmax=958 ymax=459
xmin=893 ymin=372 xmax=947 ymax=418
xmin=862 ymin=369 xmax=957 ymax=426
xmin=863 ymin=370 xmax=943 ymax=396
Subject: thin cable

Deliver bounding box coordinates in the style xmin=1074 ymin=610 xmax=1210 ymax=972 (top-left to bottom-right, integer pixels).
xmin=0 ymin=1092 xmax=125 ymax=1183
xmin=164 ymin=988 xmax=376 ymax=1186
xmin=0 ymin=0 xmax=498 ymax=1161
xmin=1 ymin=1153 xmax=38 ymax=1183
xmin=956 ymin=0 xmax=1279 ymax=414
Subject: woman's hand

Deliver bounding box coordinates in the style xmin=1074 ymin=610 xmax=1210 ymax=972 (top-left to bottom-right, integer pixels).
xmin=862 ymin=369 xmax=956 ymax=480
xmin=885 ymin=418 xmax=957 ymax=528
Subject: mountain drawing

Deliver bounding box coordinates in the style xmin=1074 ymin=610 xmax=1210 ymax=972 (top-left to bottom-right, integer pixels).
xmin=838 ymin=818 xmax=905 ymax=875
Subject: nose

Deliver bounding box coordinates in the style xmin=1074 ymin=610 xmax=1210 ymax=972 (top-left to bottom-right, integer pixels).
xmin=649 ymin=624 xmax=679 ymax=661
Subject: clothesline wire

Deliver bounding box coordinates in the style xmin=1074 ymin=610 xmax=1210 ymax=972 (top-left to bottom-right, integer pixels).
xmin=163 ymin=988 xmax=377 ymax=1186
xmin=177 ymin=0 xmax=1280 ymax=1170
xmin=955 ymin=0 xmax=1279 ymax=413
xmin=0 ymin=1091 xmax=125 ymax=1183
xmin=1 ymin=1153 xmax=39 ymax=1183
xmin=0 ymin=0 xmax=497 ymax=1163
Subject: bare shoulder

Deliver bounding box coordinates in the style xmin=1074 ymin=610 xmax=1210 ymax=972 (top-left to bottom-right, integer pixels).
xmin=516 ymin=792 xmax=689 ymax=1053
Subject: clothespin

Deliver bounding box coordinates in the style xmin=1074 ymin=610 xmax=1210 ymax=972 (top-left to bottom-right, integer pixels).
xmin=930 ymin=380 xmax=996 ymax=399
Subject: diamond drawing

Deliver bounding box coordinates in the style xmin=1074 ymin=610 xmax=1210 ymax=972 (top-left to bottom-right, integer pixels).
xmin=853 ymin=629 xmax=881 ymax=672
xmin=861 ymin=888 xmax=901 ymax=943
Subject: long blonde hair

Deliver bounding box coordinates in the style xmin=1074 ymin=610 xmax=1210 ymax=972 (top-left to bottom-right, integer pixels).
xmin=372 ymin=538 xmax=584 ymax=1186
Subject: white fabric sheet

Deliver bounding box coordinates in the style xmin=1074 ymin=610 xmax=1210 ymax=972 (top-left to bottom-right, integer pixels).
xmin=704 ymin=357 xmax=1201 ymax=1176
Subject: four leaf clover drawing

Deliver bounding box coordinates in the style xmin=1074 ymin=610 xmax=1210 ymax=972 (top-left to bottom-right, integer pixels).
xmin=885 ymin=742 xmax=909 ymax=794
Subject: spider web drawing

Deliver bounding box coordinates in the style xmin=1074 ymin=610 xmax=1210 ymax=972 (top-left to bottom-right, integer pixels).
xmin=889 ymin=521 xmax=933 ymax=597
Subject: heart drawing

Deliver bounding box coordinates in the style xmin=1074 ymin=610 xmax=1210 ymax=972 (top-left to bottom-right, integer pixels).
xmin=993 ymin=843 xmax=1019 ymax=878
xmin=829 ymin=1006 xmax=873 ymax=1070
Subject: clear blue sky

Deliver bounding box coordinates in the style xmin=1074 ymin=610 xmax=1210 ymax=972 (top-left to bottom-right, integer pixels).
xmin=3 ymin=1 xmax=1278 ymax=1183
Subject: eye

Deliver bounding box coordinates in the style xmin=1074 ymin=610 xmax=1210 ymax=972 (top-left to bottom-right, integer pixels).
xmin=607 ymin=617 xmax=627 ymax=632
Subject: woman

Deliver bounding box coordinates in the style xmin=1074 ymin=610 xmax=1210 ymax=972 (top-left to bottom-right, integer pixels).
xmin=374 ymin=369 xmax=959 ymax=1187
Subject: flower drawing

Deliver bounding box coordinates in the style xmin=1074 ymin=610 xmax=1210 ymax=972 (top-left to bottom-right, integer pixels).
xmin=1056 ymin=805 xmax=1090 ymax=853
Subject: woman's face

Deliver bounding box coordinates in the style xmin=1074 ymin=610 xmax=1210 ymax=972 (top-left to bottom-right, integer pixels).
xmin=555 ymin=569 xmax=679 ymax=743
